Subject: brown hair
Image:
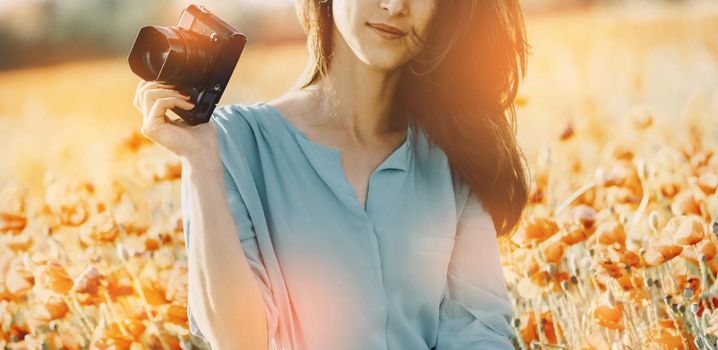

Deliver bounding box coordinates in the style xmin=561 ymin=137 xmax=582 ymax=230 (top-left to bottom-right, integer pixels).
xmin=293 ymin=0 xmax=531 ymax=236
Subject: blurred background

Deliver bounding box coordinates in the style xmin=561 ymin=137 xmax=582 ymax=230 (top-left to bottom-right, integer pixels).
xmin=0 ymin=0 xmax=718 ymax=193
xmin=0 ymin=0 xmax=716 ymax=195
xmin=1 ymin=0 xmax=718 ymax=348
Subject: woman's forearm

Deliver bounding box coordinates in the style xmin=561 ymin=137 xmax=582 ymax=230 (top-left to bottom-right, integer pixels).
xmin=182 ymin=151 xmax=268 ymax=350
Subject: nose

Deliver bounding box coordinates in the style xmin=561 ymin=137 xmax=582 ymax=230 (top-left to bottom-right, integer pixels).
xmin=380 ymin=0 xmax=408 ymax=16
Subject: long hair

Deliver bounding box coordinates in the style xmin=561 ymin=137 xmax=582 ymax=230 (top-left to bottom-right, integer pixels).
xmin=293 ymin=0 xmax=531 ymax=237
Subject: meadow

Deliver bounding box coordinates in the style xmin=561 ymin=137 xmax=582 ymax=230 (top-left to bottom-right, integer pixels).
xmin=1 ymin=2 xmax=718 ymax=349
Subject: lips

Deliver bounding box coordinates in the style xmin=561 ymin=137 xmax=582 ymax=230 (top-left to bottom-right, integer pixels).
xmin=367 ymin=22 xmax=406 ymax=37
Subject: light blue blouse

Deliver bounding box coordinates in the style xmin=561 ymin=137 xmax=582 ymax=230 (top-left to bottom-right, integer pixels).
xmin=181 ymin=102 xmax=515 ymax=350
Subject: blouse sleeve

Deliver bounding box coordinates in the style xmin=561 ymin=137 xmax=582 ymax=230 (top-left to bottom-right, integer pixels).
xmin=435 ymin=193 xmax=515 ymax=349
xmin=182 ymin=106 xmax=279 ymax=347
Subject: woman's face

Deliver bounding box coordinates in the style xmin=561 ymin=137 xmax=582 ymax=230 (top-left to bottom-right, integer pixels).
xmin=331 ymin=0 xmax=438 ymax=72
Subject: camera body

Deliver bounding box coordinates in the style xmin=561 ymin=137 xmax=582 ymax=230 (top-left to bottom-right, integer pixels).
xmin=128 ymin=4 xmax=246 ymax=125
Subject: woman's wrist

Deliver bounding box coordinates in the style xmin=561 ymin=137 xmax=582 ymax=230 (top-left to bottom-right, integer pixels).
xmin=181 ymin=146 xmax=223 ymax=181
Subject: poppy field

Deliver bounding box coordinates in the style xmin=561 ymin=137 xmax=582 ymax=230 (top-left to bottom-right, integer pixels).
xmin=1 ymin=3 xmax=718 ymax=349
xmin=501 ymin=105 xmax=718 ymax=349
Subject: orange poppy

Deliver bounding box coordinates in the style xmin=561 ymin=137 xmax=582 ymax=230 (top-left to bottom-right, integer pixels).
xmin=589 ymin=291 xmax=623 ymax=330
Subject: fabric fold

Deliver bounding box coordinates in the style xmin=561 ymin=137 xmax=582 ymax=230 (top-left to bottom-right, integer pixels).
xmin=182 ymin=105 xmax=281 ymax=347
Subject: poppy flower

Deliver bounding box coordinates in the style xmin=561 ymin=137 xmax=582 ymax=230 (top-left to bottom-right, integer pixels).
xmin=512 ymin=215 xmax=560 ymax=246
xmin=79 ymin=211 xmax=119 ymax=245
xmin=74 ymin=265 xmax=103 ymax=296
xmin=645 ymin=321 xmax=687 ymax=350
xmin=595 ymin=218 xmax=627 ymax=250
xmin=589 ymin=291 xmax=624 ymax=330
xmin=0 ymin=212 xmax=26 ymax=235
xmin=697 ymin=170 xmax=718 ymax=194
xmin=670 ymin=190 xmax=704 ymax=217
xmin=34 ymin=260 xmax=73 ymax=298
xmin=645 ymin=236 xmax=683 ymax=266
xmin=666 ymin=215 xmax=705 ymax=246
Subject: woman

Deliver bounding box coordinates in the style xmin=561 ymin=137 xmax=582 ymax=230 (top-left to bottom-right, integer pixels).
xmin=133 ymin=0 xmax=530 ymax=349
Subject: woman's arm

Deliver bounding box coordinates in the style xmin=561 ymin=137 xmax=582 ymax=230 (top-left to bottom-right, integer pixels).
xmin=435 ymin=193 xmax=515 ymax=349
xmin=182 ymin=148 xmax=269 ymax=350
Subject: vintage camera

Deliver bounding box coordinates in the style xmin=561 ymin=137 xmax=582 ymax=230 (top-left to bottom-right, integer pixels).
xmin=128 ymin=4 xmax=246 ymax=125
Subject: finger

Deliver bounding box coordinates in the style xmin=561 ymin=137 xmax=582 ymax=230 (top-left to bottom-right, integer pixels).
xmin=142 ymin=88 xmax=190 ymax=116
xmin=139 ymin=81 xmax=176 ymax=96
xmin=137 ymin=80 xmax=168 ymax=95
xmin=144 ymin=88 xmax=189 ymax=102
xmin=136 ymin=81 xmax=178 ymax=113
xmin=133 ymin=80 xmax=149 ymax=110
xmin=149 ymin=82 xmax=176 ymax=89
xmin=146 ymin=96 xmax=195 ymax=126
xmin=137 ymin=79 xmax=150 ymax=90
xmin=137 ymin=81 xmax=160 ymax=112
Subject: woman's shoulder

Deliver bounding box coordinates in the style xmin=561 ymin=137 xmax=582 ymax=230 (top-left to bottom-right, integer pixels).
xmin=209 ymin=101 xmax=286 ymax=151
xmin=210 ymin=102 xmax=274 ymax=134
xmin=208 ymin=102 xmax=282 ymax=169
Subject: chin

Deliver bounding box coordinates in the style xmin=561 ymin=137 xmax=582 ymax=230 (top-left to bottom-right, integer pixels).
xmin=356 ymin=50 xmax=408 ymax=73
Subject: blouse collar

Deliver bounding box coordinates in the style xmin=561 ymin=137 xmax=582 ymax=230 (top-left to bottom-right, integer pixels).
xmin=262 ymin=102 xmax=413 ymax=173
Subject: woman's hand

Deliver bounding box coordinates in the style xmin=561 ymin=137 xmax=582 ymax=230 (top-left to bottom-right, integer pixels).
xmin=132 ymin=79 xmax=218 ymax=161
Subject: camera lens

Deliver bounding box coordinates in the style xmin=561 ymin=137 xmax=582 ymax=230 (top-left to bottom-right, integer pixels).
xmin=143 ymin=32 xmax=170 ymax=77
xmin=128 ymin=26 xmax=214 ymax=84
xmin=169 ymin=29 xmax=214 ymax=83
